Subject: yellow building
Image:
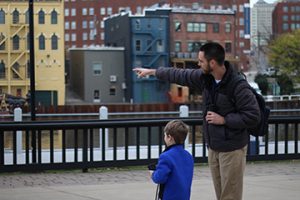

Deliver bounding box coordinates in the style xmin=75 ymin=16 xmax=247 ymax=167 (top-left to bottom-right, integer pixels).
xmin=0 ymin=0 xmax=65 ymax=106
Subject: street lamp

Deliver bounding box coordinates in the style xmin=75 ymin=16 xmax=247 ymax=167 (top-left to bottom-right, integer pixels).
xmin=29 ymin=0 xmax=36 ymax=163
xmin=29 ymin=0 xmax=36 ymax=121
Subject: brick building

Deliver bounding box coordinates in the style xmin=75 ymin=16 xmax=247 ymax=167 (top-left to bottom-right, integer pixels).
xmin=64 ymin=0 xmax=250 ymax=70
xmin=273 ymin=0 xmax=300 ymax=37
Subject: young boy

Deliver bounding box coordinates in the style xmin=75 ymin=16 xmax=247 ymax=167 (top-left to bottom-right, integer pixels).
xmin=150 ymin=120 xmax=194 ymax=200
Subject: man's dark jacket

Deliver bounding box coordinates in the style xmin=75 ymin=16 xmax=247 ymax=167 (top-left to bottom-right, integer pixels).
xmin=156 ymin=62 xmax=261 ymax=152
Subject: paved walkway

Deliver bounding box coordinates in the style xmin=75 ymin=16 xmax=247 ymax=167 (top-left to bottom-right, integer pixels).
xmin=0 ymin=161 xmax=300 ymax=200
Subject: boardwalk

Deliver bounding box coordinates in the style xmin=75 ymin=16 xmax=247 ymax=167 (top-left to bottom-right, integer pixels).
xmin=0 ymin=160 xmax=299 ymax=200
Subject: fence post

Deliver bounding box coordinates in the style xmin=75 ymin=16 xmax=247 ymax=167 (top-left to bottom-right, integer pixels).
xmin=99 ymin=106 xmax=109 ymax=152
xmin=14 ymin=107 xmax=22 ymax=154
xmin=179 ymin=105 xmax=189 ymax=147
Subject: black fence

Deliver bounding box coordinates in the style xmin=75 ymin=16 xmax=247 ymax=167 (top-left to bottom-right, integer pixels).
xmin=0 ymin=116 xmax=300 ymax=173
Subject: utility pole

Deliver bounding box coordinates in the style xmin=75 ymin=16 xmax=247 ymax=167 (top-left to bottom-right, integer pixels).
xmin=29 ymin=0 xmax=36 ymax=163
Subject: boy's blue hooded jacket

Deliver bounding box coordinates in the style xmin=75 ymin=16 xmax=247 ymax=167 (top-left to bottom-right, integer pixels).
xmin=151 ymin=144 xmax=194 ymax=200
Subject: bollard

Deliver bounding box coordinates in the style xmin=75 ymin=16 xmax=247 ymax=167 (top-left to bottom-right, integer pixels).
xmin=99 ymin=106 xmax=109 ymax=153
xmin=14 ymin=108 xmax=23 ymax=154
xmin=179 ymin=105 xmax=189 ymax=147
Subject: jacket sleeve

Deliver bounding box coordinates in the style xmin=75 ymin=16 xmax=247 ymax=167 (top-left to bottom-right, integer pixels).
xmin=151 ymin=153 xmax=171 ymax=184
xmin=224 ymin=83 xmax=261 ymax=129
xmin=156 ymin=67 xmax=204 ymax=90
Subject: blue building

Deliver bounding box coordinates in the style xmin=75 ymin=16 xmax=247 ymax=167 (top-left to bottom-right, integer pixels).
xmin=104 ymin=6 xmax=171 ymax=103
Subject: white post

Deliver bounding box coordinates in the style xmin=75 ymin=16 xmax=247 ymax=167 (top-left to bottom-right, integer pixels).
xmin=14 ymin=107 xmax=22 ymax=154
xmin=179 ymin=105 xmax=189 ymax=147
xmin=99 ymin=106 xmax=109 ymax=152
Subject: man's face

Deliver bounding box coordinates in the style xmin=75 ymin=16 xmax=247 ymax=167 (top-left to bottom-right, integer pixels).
xmin=198 ymin=51 xmax=211 ymax=74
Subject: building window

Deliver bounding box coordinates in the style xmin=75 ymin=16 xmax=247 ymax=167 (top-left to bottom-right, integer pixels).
xmin=239 ymin=18 xmax=244 ymax=26
xmin=283 ymin=6 xmax=288 ymax=12
xmin=39 ymin=34 xmax=45 ymax=50
xmin=89 ymin=20 xmax=94 ymax=29
xmin=135 ymin=40 xmax=141 ymax=51
xmin=82 ymin=20 xmax=87 ymax=29
xmin=199 ymin=23 xmax=206 ymax=32
xmin=12 ymin=35 xmax=20 ymax=50
xmin=90 ymin=31 xmax=95 ymax=40
xmin=93 ymin=62 xmax=102 ymax=75
xmin=107 ymin=7 xmax=112 ymax=15
xmin=94 ymin=90 xmax=100 ymax=100
xmin=82 ymin=8 xmax=87 ymax=16
xmin=157 ymin=39 xmax=164 ymax=52
xmin=188 ymin=42 xmax=202 ymax=52
xmin=175 ymin=41 xmax=181 ymax=52
xmin=187 ymin=22 xmax=206 ymax=32
xmin=65 ymin=33 xmax=70 ymax=41
xmin=71 ymin=33 xmax=76 ymax=41
xmin=175 ymin=21 xmax=181 ymax=32
xmin=71 ymin=21 xmax=76 ymax=29
xmin=38 ymin=9 xmax=45 ymax=24
xmin=109 ymin=87 xmax=116 ymax=96
xmin=65 ymin=21 xmax=70 ymax=29
xmin=25 ymin=10 xmax=29 ymax=24
xmin=0 ymin=60 xmax=5 ymax=79
xmin=100 ymin=8 xmax=106 ymax=15
xmin=239 ymin=30 xmax=244 ymax=38
xmin=65 ymin=8 xmax=69 ymax=16
xmin=71 ymin=8 xmax=76 ymax=16
xmin=239 ymin=5 xmax=244 ymax=13
xmin=225 ymin=23 xmax=231 ymax=33
xmin=89 ymin=8 xmax=94 ymax=15
xmin=213 ymin=23 xmax=219 ymax=33
xmin=51 ymin=10 xmax=58 ymax=24
xmin=12 ymin=9 xmax=19 ymax=24
xmin=283 ymin=15 xmax=289 ymax=21
xmin=0 ymin=9 xmax=5 ymax=24
xmin=51 ymin=34 xmax=58 ymax=50
xmin=82 ymin=32 xmax=88 ymax=41
xmin=225 ymin=42 xmax=232 ymax=53
xmin=282 ymin=23 xmax=289 ymax=31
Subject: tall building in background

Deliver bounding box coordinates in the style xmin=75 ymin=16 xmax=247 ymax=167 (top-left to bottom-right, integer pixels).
xmin=251 ymin=0 xmax=275 ymax=47
xmin=64 ymin=0 xmax=251 ymax=71
xmin=250 ymin=0 xmax=275 ymax=72
xmin=273 ymin=0 xmax=300 ymax=36
xmin=0 ymin=0 xmax=65 ymax=106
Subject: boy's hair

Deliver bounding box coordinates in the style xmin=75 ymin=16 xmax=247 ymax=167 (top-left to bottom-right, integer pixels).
xmin=164 ymin=120 xmax=189 ymax=144
xmin=199 ymin=42 xmax=225 ymax=66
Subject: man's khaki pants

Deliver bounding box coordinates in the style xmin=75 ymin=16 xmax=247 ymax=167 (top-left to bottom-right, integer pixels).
xmin=208 ymin=146 xmax=248 ymax=200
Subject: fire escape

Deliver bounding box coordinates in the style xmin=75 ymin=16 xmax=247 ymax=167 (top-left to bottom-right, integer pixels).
xmin=2 ymin=6 xmax=30 ymax=97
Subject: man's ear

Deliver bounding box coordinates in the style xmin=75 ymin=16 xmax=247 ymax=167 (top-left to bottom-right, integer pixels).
xmin=209 ymin=59 xmax=216 ymax=67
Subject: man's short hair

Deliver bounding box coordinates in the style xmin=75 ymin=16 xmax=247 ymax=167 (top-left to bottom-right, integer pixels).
xmin=199 ymin=42 xmax=225 ymax=66
xmin=164 ymin=120 xmax=189 ymax=144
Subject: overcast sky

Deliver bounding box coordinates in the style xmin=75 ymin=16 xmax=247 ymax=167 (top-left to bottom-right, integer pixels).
xmin=250 ymin=0 xmax=278 ymax=7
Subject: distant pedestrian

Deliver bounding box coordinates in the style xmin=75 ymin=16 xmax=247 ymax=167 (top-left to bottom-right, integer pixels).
xmin=149 ymin=120 xmax=194 ymax=200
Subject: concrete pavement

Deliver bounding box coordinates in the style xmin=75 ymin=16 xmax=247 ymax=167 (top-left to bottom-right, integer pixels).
xmin=0 ymin=160 xmax=299 ymax=200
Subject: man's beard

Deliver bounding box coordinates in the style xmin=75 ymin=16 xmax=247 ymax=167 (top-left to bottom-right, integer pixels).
xmin=203 ymin=64 xmax=212 ymax=74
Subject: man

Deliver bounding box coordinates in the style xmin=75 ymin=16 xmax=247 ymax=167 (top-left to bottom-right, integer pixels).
xmin=133 ymin=42 xmax=260 ymax=200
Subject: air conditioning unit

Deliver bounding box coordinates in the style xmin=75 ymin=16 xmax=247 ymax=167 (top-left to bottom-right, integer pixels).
xmin=110 ymin=75 xmax=117 ymax=82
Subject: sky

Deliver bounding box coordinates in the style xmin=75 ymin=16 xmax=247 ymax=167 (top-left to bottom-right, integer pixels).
xmin=250 ymin=0 xmax=278 ymax=7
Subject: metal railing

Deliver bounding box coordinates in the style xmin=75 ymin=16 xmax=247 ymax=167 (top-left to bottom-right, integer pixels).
xmin=0 ymin=116 xmax=300 ymax=173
